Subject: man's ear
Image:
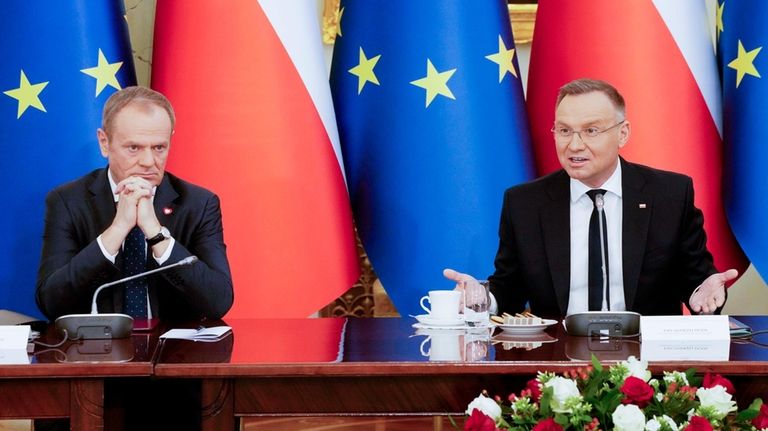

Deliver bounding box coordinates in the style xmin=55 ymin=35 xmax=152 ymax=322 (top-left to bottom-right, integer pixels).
xmin=97 ymin=128 xmax=109 ymax=157
xmin=618 ymin=120 xmax=631 ymax=148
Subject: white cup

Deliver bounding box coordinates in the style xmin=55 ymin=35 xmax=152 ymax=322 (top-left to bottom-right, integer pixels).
xmin=419 ymin=331 xmax=464 ymax=361
xmin=419 ymin=290 xmax=461 ymax=320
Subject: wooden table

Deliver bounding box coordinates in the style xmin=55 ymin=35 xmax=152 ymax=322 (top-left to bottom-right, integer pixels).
xmin=0 ymin=332 xmax=157 ymax=430
xmin=153 ymin=316 xmax=768 ymax=431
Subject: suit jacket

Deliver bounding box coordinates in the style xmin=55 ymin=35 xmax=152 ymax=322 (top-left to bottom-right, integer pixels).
xmin=36 ymin=168 xmax=234 ymax=321
xmin=488 ymin=159 xmax=717 ymax=318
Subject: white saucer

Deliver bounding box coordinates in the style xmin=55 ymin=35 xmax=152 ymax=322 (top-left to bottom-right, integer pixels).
xmin=494 ymin=319 xmax=558 ymax=335
xmin=413 ymin=314 xmax=465 ymax=327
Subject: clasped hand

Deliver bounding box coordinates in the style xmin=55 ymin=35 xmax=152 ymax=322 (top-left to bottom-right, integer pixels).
xmin=114 ymin=176 xmax=158 ymax=235
xmin=101 ymin=176 xmax=161 ymax=255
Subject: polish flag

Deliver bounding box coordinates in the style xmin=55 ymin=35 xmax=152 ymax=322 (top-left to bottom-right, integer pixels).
xmin=152 ymin=0 xmax=360 ymax=318
xmin=527 ymin=0 xmax=747 ymax=275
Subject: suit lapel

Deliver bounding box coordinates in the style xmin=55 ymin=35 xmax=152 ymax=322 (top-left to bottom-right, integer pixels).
xmin=621 ymin=160 xmax=651 ymax=310
xmin=153 ymin=174 xmax=180 ymax=231
xmin=542 ymin=171 xmax=571 ymax=314
xmin=87 ymin=168 xmax=117 ymax=235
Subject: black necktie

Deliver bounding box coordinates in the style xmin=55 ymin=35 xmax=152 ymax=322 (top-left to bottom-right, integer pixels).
xmin=122 ymin=226 xmax=148 ymax=318
xmin=587 ymin=189 xmax=609 ymax=311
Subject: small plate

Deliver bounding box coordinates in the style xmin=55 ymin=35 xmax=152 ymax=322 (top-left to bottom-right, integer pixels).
xmin=494 ymin=319 xmax=558 ymax=335
xmin=413 ymin=314 xmax=465 ymax=327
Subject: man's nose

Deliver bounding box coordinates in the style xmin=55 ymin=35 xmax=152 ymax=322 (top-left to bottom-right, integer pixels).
xmin=138 ymin=148 xmax=154 ymax=165
xmin=567 ymin=132 xmax=586 ymax=149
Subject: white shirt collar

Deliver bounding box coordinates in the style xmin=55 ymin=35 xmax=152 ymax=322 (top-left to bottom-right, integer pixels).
xmin=569 ymin=159 xmax=623 ymax=203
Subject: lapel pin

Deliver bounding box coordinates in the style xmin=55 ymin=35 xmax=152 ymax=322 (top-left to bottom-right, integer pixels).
xmin=639 ymin=203 xmax=647 ymax=209
xmin=163 ymin=207 xmax=173 ymax=215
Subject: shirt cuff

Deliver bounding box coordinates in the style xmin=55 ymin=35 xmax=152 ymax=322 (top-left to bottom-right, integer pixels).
xmin=152 ymin=237 xmax=175 ymax=265
xmin=489 ymin=292 xmax=498 ymax=315
xmin=97 ymin=234 xmax=118 ymax=264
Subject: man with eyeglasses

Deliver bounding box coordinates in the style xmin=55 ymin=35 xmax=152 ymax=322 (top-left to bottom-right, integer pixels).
xmin=445 ymin=78 xmax=737 ymax=318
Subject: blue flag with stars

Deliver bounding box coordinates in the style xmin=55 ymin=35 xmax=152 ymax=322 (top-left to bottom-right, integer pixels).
xmin=0 ymin=1 xmax=136 ymax=318
xmin=718 ymin=1 xmax=768 ymax=280
xmin=330 ymin=0 xmax=533 ymax=317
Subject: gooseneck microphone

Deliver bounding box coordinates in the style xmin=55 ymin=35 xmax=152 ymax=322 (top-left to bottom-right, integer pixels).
xmin=55 ymin=255 xmax=199 ymax=340
xmin=595 ymin=193 xmax=609 ymax=312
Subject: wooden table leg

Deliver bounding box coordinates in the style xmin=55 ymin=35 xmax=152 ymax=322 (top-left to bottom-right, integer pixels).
xmin=70 ymin=379 xmax=104 ymax=431
xmin=201 ymin=378 xmax=234 ymax=431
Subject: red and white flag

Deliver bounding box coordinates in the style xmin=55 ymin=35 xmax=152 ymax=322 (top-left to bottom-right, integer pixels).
xmin=152 ymin=0 xmax=359 ymax=318
xmin=527 ymin=0 xmax=747 ymax=274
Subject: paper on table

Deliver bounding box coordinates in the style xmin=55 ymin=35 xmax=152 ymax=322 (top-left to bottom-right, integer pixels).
xmin=160 ymin=326 xmax=232 ymax=342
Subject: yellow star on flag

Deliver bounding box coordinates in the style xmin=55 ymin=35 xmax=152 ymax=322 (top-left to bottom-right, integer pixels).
xmin=410 ymin=59 xmax=456 ymax=107
xmin=485 ymin=35 xmax=518 ymax=82
xmin=728 ymin=40 xmax=761 ymax=88
xmin=349 ymin=47 xmax=381 ymax=94
xmin=3 ymin=70 xmax=49 ymax=119
xmin=80 ymin=49 xmax=123 ymax=96
xmin=716 ymin=2 xmax=725 ymax=41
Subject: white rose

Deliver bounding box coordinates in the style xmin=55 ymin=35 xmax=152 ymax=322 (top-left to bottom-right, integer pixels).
xmin=613 ymin=404 xmax=646 ymax=431
xmin=465 ymin=394 xmax=501 ymax=420
xmin=544 ymin=376 xmax=581 ymax=413
xmin=696 ymin=386 xmax=737 ymax=419
xmin=646 ymin=415 xmax=678 ymax=431
xmin=625 ymin=356 xmax=651 ymax=382
xmin=645 ymin=418 xmax=661 ymax=431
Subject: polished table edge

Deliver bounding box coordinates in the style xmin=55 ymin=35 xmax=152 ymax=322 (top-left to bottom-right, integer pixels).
xmin=0 ymin=363 xmax=153 ymax=378
xmin=153 ymin=360 xmax=768 ymax=377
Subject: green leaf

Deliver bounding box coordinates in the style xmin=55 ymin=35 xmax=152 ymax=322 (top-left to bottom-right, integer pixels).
xmin=736 ymin=408 xmax=760 ymax=422
xmin=591 ymin=353 xmax=603 ymax=372
xmin=539 ymin=388 xmax=554 ymax=417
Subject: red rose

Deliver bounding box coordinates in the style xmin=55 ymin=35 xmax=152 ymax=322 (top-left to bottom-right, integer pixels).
xmin=702 ymin=373 xmax=735 ymax=394
xmin=464 ymin=408 xmax=497 ymax=431
xmin=684 ymin=416 xmax=714 ymax=431
xmin=526 ymin=378 xmax=542 ymax=402
xmin=752 ymin=403 xmax=768 ymax=429
xmin=620 ymin=376 xmax=654 ymax=408
xmin=532 ymin=417 xmax=564 ymax=431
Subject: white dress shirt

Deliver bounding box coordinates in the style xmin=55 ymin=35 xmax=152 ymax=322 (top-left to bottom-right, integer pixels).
xmin=567 ymin=161 xmax=625 ymax=314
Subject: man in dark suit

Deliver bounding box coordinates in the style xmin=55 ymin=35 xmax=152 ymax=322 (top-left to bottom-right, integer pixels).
xmin=445 ymin=79 xmax=737 ymax=317
xmin=36 ymin=86 xmax=233 ymax=322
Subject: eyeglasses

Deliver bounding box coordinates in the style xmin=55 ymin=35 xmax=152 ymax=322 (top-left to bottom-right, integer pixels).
xmin=551 ymin=120 xmax=625 ymax=141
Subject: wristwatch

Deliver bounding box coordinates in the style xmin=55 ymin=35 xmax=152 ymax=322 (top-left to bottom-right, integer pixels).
xmin=146 ymin=226 xmax=171 ymax=247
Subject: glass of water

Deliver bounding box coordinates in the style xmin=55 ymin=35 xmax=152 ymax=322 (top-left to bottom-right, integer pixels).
xmin=463 ymin=279 xmax=490 ymax=327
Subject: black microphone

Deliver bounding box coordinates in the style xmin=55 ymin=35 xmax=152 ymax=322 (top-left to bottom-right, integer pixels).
xmin=55 ymin=255 xmax=199 ymax=340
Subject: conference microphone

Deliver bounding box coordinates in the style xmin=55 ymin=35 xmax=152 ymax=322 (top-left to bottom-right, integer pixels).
xmin=55 ymin=255 xmax=199 ymax=340
xmin=595 ymin=193 xmax=609 ymax=311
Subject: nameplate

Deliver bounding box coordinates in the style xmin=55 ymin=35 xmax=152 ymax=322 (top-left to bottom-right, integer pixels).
xmin=640 ymin=315 xmax=729 ymax=341
xmin=0 ymin=325 xmax=31 ymax=364
xmin=0 ymin=325 xmax=30 ymax=349
xmin=639 ymin=316 xmax=729 ymax=361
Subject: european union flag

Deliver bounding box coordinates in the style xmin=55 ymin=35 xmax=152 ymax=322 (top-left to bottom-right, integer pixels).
xmin=330 ymin=0 xmax=533 ymax=316
xmin=718 ymin=1 xmax=768 ymax=279
xmin=1 ymin=1 xmax=136 ymax=317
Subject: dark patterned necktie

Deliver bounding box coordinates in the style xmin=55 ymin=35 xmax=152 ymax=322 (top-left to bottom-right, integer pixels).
xmin=586 ymin=189 xmax=609 ymax=311
xmin=122 ymin=226 xmax=148 ymax=318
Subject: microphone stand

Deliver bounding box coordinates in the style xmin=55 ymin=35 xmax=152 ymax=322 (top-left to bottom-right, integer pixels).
xmin=55 ymin=256 xmax=198 ymax=340
xmin=595 ymin=194 xmax=609 ymax=312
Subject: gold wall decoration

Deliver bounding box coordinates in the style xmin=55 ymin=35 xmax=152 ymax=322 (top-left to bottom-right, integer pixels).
xmin=322 ymin=1 xmax=538 ymax=45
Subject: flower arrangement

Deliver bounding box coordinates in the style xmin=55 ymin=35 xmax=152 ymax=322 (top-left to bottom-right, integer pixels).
xmin=463 ymin=356 xmax=767 ymax=431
